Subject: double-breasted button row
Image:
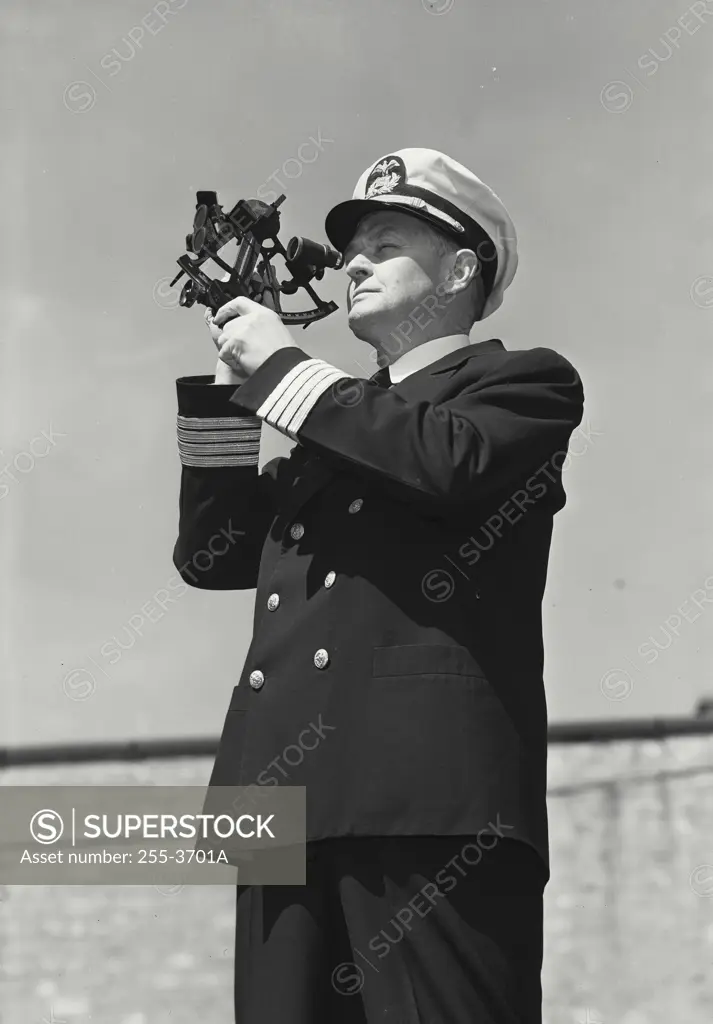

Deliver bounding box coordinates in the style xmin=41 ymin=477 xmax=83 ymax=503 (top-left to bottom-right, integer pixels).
xmin=249 ymin=649 xmax=330 ymax=689
xmin=268 ymin=574 xmax=332 ymax=610
xmin=248 ymin=648 xmax=331 ymax=690
xmin=289 ymin=500 xmax=360 ymax=543
xmin=289 ymin=501 xmax=360 ymax=543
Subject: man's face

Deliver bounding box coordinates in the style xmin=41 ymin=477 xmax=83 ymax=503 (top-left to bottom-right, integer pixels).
xmin=342 ymin=210 xmax=449 ymax=345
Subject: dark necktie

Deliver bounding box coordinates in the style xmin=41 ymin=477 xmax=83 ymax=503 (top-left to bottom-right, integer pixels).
xmin=369 ymin=366 xmax=392 ymax=389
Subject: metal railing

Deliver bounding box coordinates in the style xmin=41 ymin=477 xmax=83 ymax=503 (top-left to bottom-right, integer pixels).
xmin=1 ymin=715 xmax=712 ymax=767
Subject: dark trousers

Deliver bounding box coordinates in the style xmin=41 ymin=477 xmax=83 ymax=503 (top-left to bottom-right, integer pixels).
xmin=234 ymin=835 xmax=547 ymax=1024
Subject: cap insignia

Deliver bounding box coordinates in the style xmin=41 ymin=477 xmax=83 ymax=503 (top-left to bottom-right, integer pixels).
xmin=364 ymin=155 xmax=406 ymax=199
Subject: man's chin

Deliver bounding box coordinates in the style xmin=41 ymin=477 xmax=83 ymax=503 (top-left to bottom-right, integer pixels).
xmin=347 ymin=304 xmax=372 ymax=338
xmin=347 ymin=300 xmax=391 ymax=341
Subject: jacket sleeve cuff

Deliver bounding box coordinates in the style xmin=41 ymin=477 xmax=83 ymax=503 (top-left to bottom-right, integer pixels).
xmin=228 ymin=349 xmax=352 ymax=441
xmin=176 ymin=375 xmax=261 ymax=467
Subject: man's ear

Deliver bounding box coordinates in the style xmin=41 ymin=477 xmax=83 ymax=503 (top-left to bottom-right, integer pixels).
xmin=441 ymin=249 xmax=479 ymax=298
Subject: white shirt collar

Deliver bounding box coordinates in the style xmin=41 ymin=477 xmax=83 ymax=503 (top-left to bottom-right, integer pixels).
xmin=387 ymin=333 xmax=472 ymax=383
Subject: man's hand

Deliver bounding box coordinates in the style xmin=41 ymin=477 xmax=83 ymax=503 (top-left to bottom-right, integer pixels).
xmin=211 ymin=295 xmax=299 ymax=380
xmin=205 ymin=308 xmax=247 ymax=385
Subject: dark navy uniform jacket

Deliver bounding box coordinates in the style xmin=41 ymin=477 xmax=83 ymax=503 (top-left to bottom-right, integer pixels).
xmin=173 ymin=338 xmax=584 ymax=875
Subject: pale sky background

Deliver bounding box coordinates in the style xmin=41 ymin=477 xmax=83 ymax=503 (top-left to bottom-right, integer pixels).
xmin=1 ymin=0 xmax=711 ymax=746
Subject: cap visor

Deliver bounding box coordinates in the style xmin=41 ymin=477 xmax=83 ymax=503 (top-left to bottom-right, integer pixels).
xmin=325 ymin=198 xmax=460 ymax=253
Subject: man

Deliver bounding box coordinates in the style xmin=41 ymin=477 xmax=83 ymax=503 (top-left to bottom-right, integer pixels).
xmin=173 ymin=148 xmax=585 ymax=1023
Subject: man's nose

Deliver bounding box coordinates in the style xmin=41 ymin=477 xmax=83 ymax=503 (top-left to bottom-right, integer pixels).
xmin=345 ymin=255 xmax=372 ymax=283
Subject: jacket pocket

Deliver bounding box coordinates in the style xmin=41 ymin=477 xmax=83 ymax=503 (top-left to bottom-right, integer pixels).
xmin=372 ymin=644 xmax=486 ymax=679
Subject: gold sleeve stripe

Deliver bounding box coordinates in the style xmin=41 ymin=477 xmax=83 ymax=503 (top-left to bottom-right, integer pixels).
xmin=176 ymin=414 xmax=261 ymax=467
xmin=256 ymin=359 xmax=352 ymax=439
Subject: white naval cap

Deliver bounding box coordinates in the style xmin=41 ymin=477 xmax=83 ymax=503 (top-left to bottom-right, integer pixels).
xmin=325 ymin=148 xmax=518 ymax=319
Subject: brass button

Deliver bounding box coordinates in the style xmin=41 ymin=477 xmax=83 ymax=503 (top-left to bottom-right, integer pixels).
xmin=348 ymin=498 xmax=363 ymax=514
xmin=313 ymin=649 xmax=330 ymax=670
xmin=324 ymin=571 xmax=336 ymax=589
xmin=249 ymin=670 xmax=265 ymax=690
xmin=290 ymin=523 xmax=305 ymax=540
xmin=267 ymin=593 xmax=280 ymax=611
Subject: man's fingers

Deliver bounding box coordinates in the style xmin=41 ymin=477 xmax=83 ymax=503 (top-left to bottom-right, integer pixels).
xmin=218 ymin=338 xmax=242 ymax=368
xmin=218 ymin=334 xmax=243 ymax=359
xmin=213 ymin=295 xmax=260 ymax=328
xmin=204 ymin=309 xmax=224 ymax=349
